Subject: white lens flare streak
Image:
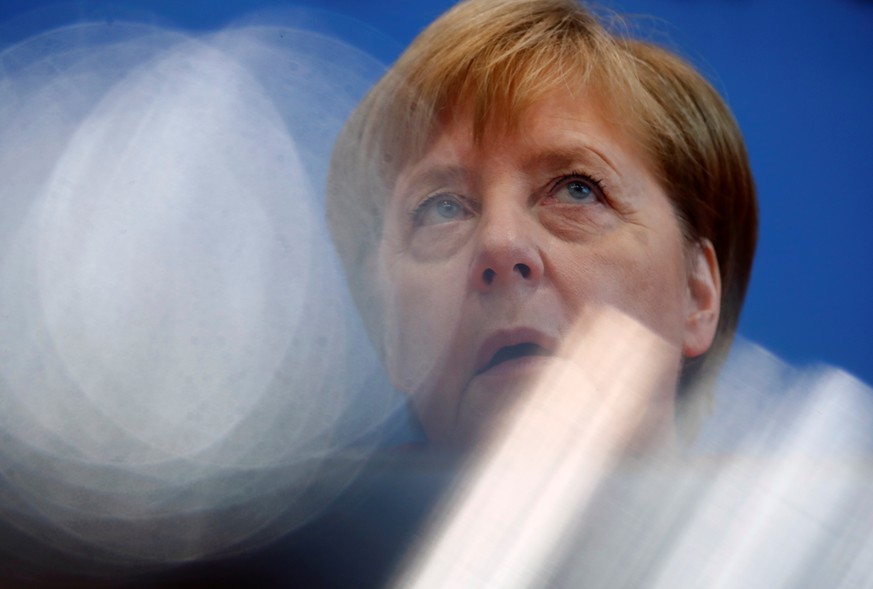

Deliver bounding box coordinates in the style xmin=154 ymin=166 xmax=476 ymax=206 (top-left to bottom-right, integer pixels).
xmin=394 ymin=328 xmax=873 ymax=589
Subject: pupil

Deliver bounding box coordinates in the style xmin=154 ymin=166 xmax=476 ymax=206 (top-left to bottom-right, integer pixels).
xmin=437 ymin=200 xmax=459 ymax=218
xmin=568 ymin=182 xmax=591 ymax=199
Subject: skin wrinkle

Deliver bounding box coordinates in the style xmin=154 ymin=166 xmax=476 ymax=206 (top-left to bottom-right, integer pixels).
xmin=377 ymin=87 xmax=720 ymax=447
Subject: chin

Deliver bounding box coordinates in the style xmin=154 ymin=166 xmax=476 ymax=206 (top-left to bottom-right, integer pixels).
xmin=446 ymin=357 xmax=560 ymax=449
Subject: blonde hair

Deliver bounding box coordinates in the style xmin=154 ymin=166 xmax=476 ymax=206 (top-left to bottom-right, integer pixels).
xmin=327 ymin=0 xmax=757 ymax=411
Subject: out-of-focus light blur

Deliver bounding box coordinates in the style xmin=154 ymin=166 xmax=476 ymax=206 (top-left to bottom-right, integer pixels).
xmin=394 ymin=334 xmax=873 ymax=589
xmin=0 ymin=12 xmax=407 ymax=571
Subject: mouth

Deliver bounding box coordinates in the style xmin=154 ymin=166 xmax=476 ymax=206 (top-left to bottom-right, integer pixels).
xmin=474 ymin=329 xmax=558 ymax=376
xmin=477 ymin=343 xmax=550 ymax=374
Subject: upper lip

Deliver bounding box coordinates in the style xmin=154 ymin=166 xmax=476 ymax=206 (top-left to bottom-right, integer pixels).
xmin=474 ymin=327 xmax=559 ymax=375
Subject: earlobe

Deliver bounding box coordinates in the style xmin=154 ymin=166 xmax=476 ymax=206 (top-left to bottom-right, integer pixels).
xmin=682 ymin=239 xmax=721 ymax=358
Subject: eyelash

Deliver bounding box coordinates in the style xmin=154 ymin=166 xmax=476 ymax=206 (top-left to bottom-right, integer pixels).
xmin=547 ymin=171 xmax=608 ymax=202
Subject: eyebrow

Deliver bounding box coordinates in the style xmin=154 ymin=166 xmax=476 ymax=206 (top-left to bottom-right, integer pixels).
xmin=522 ymin=144 xmax=620 ymax=177
xmin=395 ymin=142 xmax=622 ymax=197
xmin=396 ymin=164 xmax=469 ymax=197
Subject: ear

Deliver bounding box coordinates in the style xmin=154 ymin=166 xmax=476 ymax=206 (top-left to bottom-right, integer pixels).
xmin=682 ymin=239 xmax=721 ymax=358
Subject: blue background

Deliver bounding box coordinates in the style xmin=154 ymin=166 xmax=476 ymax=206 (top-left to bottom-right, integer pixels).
xmin=1 ymin=0 xmax=871 ymax=386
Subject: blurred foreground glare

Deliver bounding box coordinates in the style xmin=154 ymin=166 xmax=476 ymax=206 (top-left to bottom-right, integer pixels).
xmin=0 ymin=14 xmax=403 ymax=568
xmin=396 ymin=333 xmax=873 ymax=589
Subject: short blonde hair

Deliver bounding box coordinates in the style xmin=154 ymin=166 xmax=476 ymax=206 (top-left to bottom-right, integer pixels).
xmin=327 ymin=0 xmax=758 ymax=408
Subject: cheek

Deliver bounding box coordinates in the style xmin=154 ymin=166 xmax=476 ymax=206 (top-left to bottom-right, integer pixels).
xmin=617 ymin=238 xmax=689 ymax=344
xmin=379 ymin=257 xmax=467 ymax=394
xmin=550 ymin=231 xmax=688 ymax=344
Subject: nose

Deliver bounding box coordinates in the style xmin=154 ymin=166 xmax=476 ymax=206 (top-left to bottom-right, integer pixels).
xmin=470 ymin=206 xmax=544 ymax=293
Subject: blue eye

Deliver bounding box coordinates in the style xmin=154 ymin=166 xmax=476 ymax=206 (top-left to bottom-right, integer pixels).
xmin=436 ymin=199 xmax=462 ymax=219
xmin=566 ymin=181 xmax=592 ymax=200
xmin=414 ymin=194 xmax=471 ymax=226
xmin=555 ymin=178 xmax=599 ymax=204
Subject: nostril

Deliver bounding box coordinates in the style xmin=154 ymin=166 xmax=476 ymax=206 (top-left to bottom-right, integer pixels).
xmin=483 ymin=268 xmax=496 ymax=285
xmin=514 ymin=263 xmax=531 ymax=279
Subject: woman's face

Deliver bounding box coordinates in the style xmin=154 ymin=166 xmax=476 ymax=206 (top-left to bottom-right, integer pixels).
xmin=377 ymin=89 xmax=720 ymax=447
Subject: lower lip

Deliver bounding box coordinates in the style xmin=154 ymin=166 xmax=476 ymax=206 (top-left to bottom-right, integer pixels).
xmin=459 ymin=356 xmax=557 ymax=441
xmin=474 ymin=355 xmax=554 ymax=383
